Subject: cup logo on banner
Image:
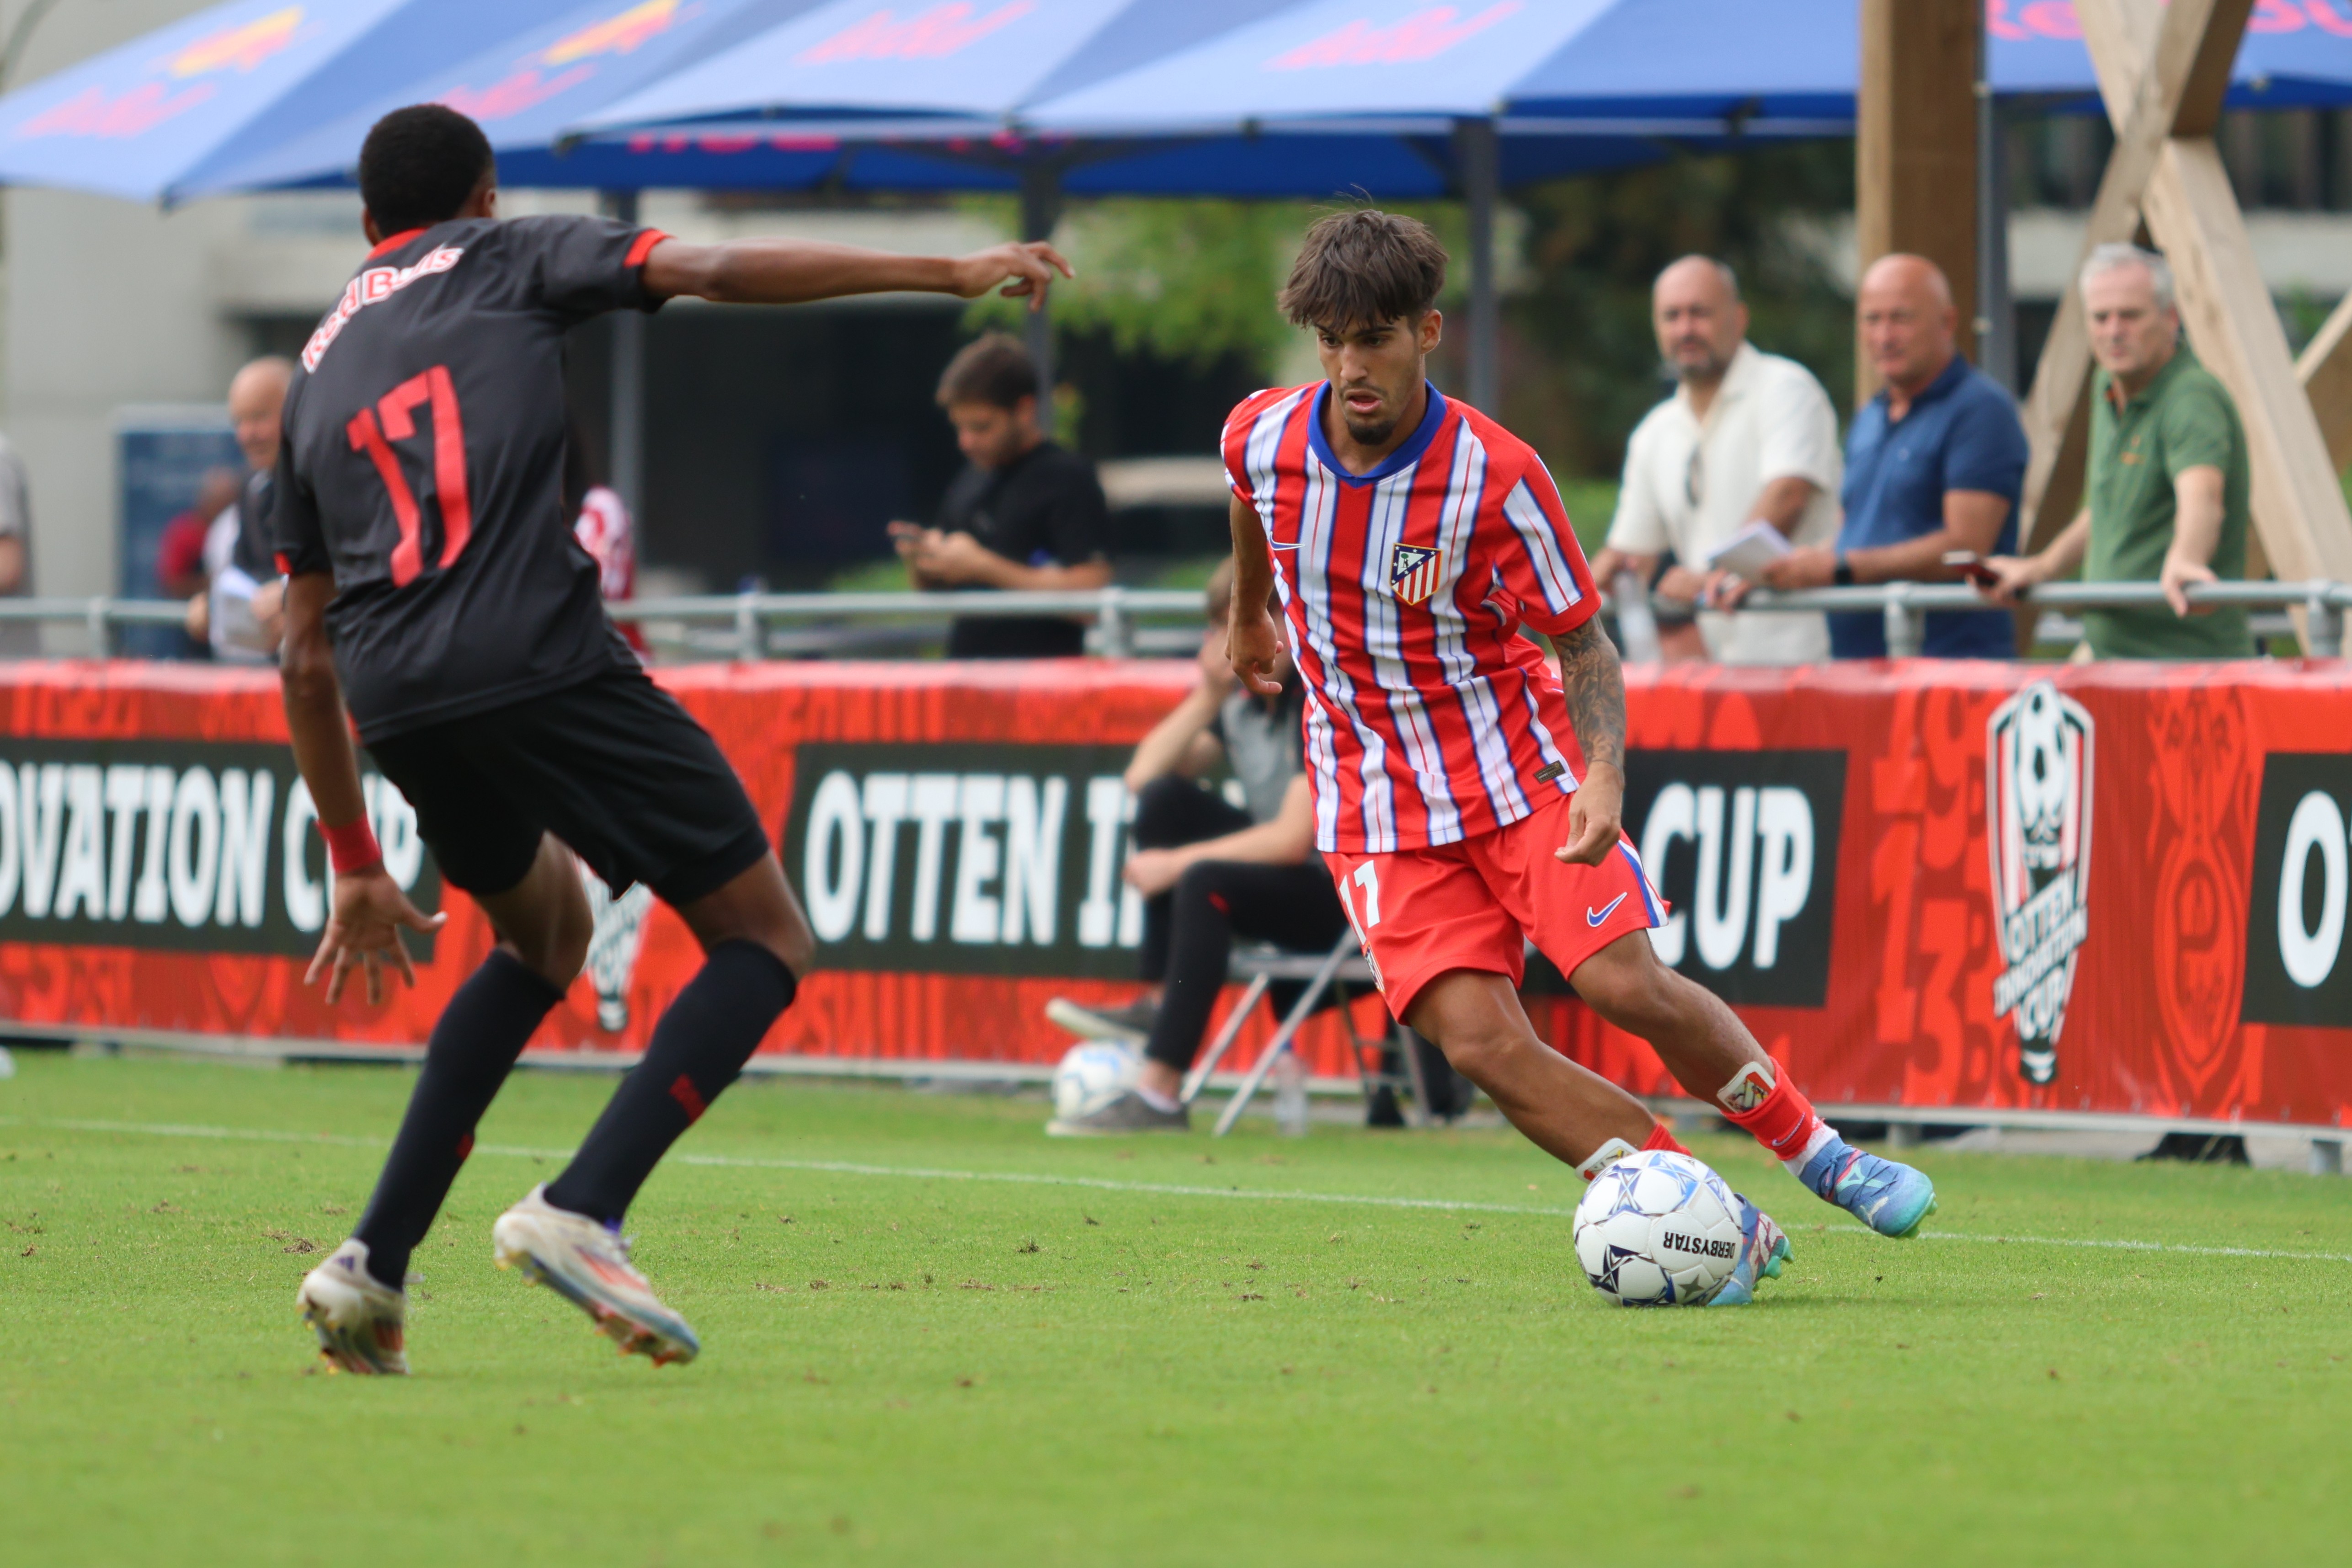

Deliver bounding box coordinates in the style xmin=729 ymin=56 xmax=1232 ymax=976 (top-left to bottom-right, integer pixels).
xmin=1986 ymin=681 xmax=2094 ymax=1084
xmin=1622 ymin=750 xmax=1846 ymax=1008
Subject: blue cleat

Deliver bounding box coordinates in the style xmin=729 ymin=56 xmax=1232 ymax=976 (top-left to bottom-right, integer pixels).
xmin=1703 ymin=1193 xmax=1792 ymax=1307
xmin=1797 ymin=1137 xmax=1937 ymax=1238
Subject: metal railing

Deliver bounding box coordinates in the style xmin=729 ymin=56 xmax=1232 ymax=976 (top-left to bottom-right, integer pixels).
xmin=4 ymin=580 xmax=2349 ymax=661
xmin=1714 ymin=579 xmax=2352 ymax=658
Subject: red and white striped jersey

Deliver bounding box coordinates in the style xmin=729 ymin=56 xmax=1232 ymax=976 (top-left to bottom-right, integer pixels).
xmin=1221 ymin=381 xmax=1600 ymax=854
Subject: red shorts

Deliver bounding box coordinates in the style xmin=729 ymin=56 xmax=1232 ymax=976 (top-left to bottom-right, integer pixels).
xmin=1322 ymin=790 xmax=1664 ymax=1019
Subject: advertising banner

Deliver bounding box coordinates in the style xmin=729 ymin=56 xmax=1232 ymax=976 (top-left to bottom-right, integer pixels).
xmin=3 ymin=658 xmax=2349 ymax=1131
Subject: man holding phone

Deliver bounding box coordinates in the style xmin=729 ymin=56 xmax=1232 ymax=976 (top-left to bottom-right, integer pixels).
xmin=891 ymin=333 xmax=1111 ymax=658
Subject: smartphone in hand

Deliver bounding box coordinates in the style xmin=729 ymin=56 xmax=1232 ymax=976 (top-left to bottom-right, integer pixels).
xmin=1942 ymin=549 xmax=2000 ymax=587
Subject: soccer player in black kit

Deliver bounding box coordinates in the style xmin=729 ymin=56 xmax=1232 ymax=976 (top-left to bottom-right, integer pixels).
xmin=287 ymin=106 xmax=1071 ymax=1374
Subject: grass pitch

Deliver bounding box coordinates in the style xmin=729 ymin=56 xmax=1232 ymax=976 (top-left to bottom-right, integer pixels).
xmin=2 ymin=1053 xmax=2347 ymax=1567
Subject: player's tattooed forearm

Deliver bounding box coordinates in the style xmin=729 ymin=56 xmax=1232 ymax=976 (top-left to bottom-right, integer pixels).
xmin=1555 ymin=619 xmax=1626 ymax=773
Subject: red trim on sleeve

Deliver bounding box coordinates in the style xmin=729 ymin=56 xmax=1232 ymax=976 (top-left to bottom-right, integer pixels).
xmin=274 ymin=552 xmax=294 ymax=577
xmin=364 ymin=228 xmax=427 ymax=261
xmin=624 ymin=228 xmax=672 ymax=268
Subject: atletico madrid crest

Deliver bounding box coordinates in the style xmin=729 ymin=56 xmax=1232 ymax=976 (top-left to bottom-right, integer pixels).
xmin=1388 ymin=544 xmax=1442 ymax=606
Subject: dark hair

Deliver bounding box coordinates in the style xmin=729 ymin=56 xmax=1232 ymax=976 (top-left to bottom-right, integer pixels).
xmin=1278 ymin=209 xmax=1448 ymax=331
xmin=936 ymin=333 xmax=1039 ymax=410
xmin=358 ymin=105 xmax=495 ymax=235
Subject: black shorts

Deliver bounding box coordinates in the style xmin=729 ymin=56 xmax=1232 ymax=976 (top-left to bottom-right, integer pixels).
xmin=368 ymin=664 xmax=771 ymax=907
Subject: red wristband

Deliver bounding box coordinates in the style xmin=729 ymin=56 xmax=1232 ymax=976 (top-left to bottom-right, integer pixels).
xmin=320 ymin=816 xmax=382 ymax=875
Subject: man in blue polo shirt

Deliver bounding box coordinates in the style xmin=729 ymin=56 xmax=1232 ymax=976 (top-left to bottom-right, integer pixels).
xmin=1756 ymin=254 xmax=2027 ymax=658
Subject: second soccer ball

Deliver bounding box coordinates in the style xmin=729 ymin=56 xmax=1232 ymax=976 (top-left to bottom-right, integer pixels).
xmin=1051 ymin=1041 xmax=1141 ymax=1123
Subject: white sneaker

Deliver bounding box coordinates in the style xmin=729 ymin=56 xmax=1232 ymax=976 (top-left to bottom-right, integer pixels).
xmin=296 ymin=1240 xmax=408 ymax=1375
xmin=491 ymin=1186 xmax=699 ymax=1367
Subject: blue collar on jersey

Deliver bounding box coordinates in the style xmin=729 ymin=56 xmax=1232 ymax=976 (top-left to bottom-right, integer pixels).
xmin=1307 ymin=379 xmax=1449 ymax=486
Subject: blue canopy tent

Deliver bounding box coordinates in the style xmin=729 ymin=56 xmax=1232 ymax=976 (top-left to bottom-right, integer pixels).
xmin=552 ymin=0 xmax=1715 ymax=413
xmin=1498 ymin=0 xmax=2352 ymax=118
xmin=561 ymin=0 xmax=1854 ymax=418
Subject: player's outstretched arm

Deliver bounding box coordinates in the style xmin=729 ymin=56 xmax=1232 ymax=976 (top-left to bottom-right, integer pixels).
xmin=1225 ymin=493 xmax=1285 ymax=697
xmin=642 ymin=236 xmax=1072 ymax=310
xmin=1553 ymin=618 xmax=1628 ymax=868
xmin=279 ymin=573 xmax=444 ymax=1004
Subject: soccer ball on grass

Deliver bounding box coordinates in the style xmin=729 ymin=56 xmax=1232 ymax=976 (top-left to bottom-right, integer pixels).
xmin=1051 ymin=1041 xmax=1141 ymax=1122
xmin=1572 ymin=1150 xmax=1746 ymax=1307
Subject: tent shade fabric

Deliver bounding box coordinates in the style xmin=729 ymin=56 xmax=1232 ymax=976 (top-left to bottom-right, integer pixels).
xmin=1030 ymin=0 xmax=2352 ymax=137
xmin=574 ymin=0 xmax=1279 ymax=130
xmin=6 ymin=0 xmax=2352 ymax=203
xmin=0 ymin=0 xmax=591 ymax=204
xmin=175 ymin=0 xmax=840 ymax=202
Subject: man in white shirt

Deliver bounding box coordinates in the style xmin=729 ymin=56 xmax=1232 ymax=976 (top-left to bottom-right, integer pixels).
xmin=1592 ymin=256 xmax=1841 ymax=665
xmin=186 ymin=357 xmax=292 ymax=663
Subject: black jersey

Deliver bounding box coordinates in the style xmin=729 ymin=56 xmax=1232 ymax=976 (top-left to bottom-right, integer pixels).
xmin=271 ymin=215 xmax=667 ymax=741
xmin=934 ymin=441 xmax=1109 ymax=658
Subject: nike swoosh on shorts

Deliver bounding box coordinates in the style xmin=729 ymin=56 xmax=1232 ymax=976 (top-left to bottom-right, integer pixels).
xmin=1586 ymin=892 xmax=1628 ymax=927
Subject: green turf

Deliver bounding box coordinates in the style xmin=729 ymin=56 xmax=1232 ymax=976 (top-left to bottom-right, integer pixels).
xmin=2 ymin=1053 xmax=2347 ymax=1567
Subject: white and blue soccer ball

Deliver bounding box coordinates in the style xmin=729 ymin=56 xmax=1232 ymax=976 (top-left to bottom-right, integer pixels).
xmin=1051 ymin=1041 xmax=1141 ymax=1122
xmin=1572 ymin=1150 xmax=1746 ymax=1307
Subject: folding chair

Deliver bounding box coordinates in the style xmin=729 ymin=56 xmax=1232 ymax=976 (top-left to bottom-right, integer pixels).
xmin=1181 ymin=932 xmax=1442 ymax=1136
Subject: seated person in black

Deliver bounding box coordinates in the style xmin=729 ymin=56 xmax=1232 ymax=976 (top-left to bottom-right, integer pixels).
xmin=888 ymin=333 xmax=1110 ymax=657
xmin=1044 ymin=561 xmax=1346 ymax=1134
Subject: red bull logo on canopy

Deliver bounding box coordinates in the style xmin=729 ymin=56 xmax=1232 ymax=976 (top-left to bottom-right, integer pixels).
xmin=796 ymin=2 xmax=1039 ymax=65
xmin=544 ymin=0 xmax=690 ymax=64
xmin=16 ymin=5 xmax=307 ymax=141
xmin=166 ymin=6 xmax=307 ymax=76
xmin=444 ymin=0 xmax=691 ymax=123
xmin=1265 ymin=1 xmax=1522 ymax=71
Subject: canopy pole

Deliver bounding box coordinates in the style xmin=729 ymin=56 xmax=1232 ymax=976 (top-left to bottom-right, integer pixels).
xmin=600 ymin=188 xmax=647 ymax=523
xmin=1019 ymin=164 xmax=1065 ymax=436
xmin=1458 ymin=117 xmax=1500 ymax=413
xmin=1975 ymin=23 xmax=2016 ymax=389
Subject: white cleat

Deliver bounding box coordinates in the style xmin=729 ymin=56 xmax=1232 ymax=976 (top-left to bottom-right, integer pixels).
xmin=296 ymin=1240 xmax=409 ymax=1375
xmin=491 ymin=1186 xmax=699 ymax=1367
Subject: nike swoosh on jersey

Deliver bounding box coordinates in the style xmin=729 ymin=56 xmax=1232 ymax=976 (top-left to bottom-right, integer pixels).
xmin=1586 ymin=892 xmax=1629 ymax=927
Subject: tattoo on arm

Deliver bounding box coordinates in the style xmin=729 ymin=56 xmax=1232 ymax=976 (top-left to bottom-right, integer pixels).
xmin=1555 ymin=619 xmax=1626 ymax=773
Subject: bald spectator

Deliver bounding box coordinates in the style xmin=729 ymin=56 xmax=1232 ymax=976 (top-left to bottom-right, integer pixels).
xmin=1595 ymin=256 xmax=1842 ymax=663
xmin=186 ymin=357 xmax=292 ymax=663
xmin=1759 ymin=254 xmax=2027 ymax=659
xmin=1981 ymin=245 xmax=2254 ymax=659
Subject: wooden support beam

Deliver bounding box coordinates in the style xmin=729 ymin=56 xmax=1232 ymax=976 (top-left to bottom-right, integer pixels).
xmin=2139 ymin=139 xmax=2352 ymax=582
xmin=2296 ymin=288 xmax=2352 ymax=472
xmin=1855 ymin=0 xmax=1978 ymax=406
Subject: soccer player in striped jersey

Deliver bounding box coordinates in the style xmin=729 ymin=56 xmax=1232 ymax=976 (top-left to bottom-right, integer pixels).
xmin=1222 ymin=213 xmax=1936 ymax=1287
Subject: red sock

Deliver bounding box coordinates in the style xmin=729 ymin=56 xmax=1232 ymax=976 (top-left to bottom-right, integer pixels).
xmin=1717 ymin=1064 xmax=1825 ymax=1164
xmin=1642 ymin=1120 xmax=1691 ymax=1158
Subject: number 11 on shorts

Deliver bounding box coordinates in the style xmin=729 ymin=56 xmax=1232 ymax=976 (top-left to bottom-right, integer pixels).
xmin=1337 ymin=861 xmax=1385 ymax=991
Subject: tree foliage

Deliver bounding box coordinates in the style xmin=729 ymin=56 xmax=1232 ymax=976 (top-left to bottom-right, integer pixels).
xmin=963 ymin=195 xmax=1478 ymax=378
xmin=1503 ymin=141 xmax=1857 ymax=478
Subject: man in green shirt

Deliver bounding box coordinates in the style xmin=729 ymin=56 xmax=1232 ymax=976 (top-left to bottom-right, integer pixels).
xmin=1985 ymin=243 xmax=2255 ymax=658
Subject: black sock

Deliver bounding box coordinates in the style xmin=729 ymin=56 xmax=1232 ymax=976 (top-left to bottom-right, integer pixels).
xmin=544 ymin=941 xmax=797 ymax=1224
xmin=352 ymin=949 xmax=565 ymax=1288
